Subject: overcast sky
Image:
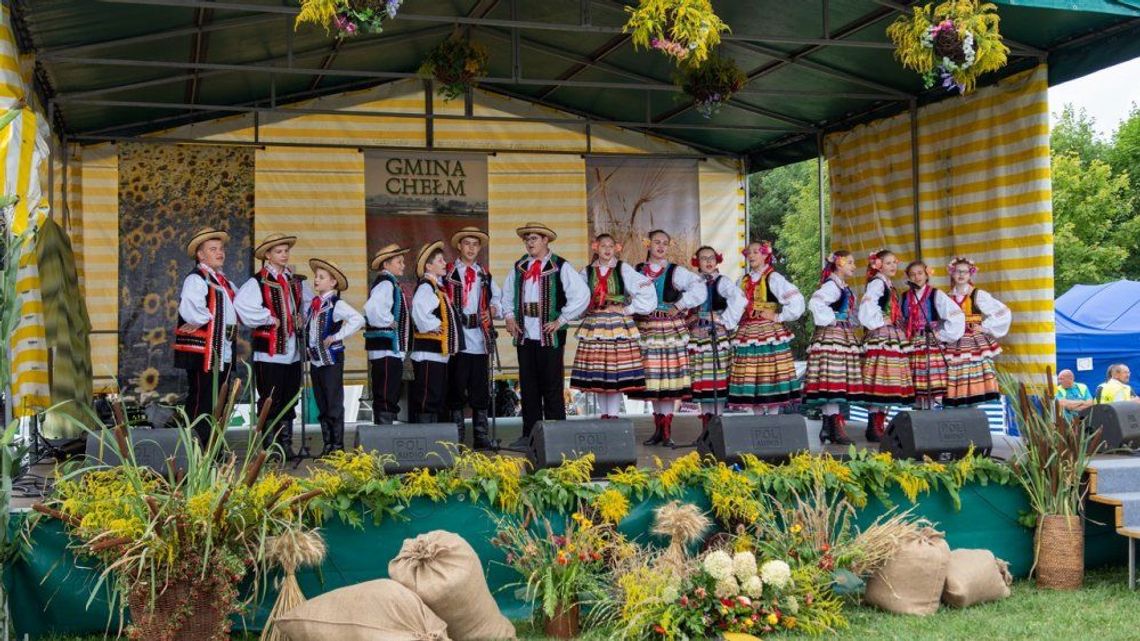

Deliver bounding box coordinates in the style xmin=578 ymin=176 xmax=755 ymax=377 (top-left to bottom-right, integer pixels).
xmin=1048 ymin=56 xmax=1140 ymax=138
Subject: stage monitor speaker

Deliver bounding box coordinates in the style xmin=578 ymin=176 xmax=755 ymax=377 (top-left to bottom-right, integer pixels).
xmin=881 ymin=409 xmax=992 ymax=461
xmin=527 ymin=419 xmax=636 ymax=476
xmin=85 ymin=428 xmax=190 ymax=474
xmin=1086 ymin=402 xmax=1140 ymax=450
xmin=696 ymin=414 xmax=810 ymax=463
xmin=354 ymin=424 xmax=456 ymax=473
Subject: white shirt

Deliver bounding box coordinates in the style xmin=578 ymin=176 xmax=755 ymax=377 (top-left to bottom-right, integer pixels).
xmin=305 ymin=291 xmax=364 ymax=367
xmin=234 ymin=265 xmax=315 ymax=364
xmin=179 ymin=263 xmax=238 ymax=364
xmin=364 ymin=272 xmax=405 ymax=361
xmin=705 ymin=272 xmax=747 ymax=332
xmin=858 ymin=275 xmax=900 ymax=332
xmin=903 ymin=285 xmax=966 ymax=344
xmin=809 ymin=277 xmax=859 ymax=328
xmin=950 ymin=285 xmax=1012 ymax=339
xmin=500 ymin=252 xmax=590 ymax=342
xmin=743 ymin=269 xmax=804 ymax=324
xmin=410 ymin=277 xmax=452 ymax=363
xmin=580 ymin=259 xmax=657 ymax=316
xmin=641 ymin=259 xmax=707 ymax=312
xmin=449 ymin=260 xmax=503 ymax=355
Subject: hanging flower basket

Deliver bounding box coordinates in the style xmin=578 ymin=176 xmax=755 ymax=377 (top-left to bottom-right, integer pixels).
xmin=420 ymin=34 xmax=490 ymax=102
xmin=295 ymin=0 xmax=403 ymax=37
xmin=886 ymin=0 xmax=1008 ymax=94
xmin=623 ymin=0 xmax=730 ymax=67
xmin=677 ymin=52 xmax=746 ymax=118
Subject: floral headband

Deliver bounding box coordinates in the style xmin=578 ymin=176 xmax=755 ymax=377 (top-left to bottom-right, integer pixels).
xmin=591 ymin=239 xmax=623 ymax=253
xmin=691 ymin=249 xmax=724 ymax=268
xmin=947 ymin=256 xmax=978 ymax=276
xmin=827 ymin=252 xmax=852 ymax=267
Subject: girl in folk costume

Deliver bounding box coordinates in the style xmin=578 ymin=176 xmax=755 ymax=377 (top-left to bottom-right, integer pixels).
xmin=363 ymin=243 xmax=412 ymax=425
xmin=900 ymin=261 xmax=965 ymax=410
xmin=728 ymin=241 xmax=804 ymax=415
xmin=858 ymin=249 xmax=915 ymax=443
xmin=570 ymin=234 xmax=656 ymax=419
xmin=630 ymin=230 xmax=707 ymax=447
xmin=409 ymin=241 xmax=465 ymax=424
xmin=688 ymin=246 xmax=746 ymax=426
xmin=803 ymin=251 xmax=864 ymax=445
xmin=304 ymin=259 xmax=364 ymax=456
xmin=943 ymin=257 xmax=1011 ymax=407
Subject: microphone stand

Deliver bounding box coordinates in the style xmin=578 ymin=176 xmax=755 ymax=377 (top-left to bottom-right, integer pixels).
xmin=487 ymin=322 xmax=502 ymax=452
xmin=291 ymin=274 xmax=313 ymax=467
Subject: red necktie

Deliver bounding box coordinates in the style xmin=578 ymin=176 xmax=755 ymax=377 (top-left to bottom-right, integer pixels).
xmin=278 ymin=273 xmax=294 ymax=334
xmin=309 ymin=296 xmax=323 ymax=316
xmin=463 ymin=266 xmax=477 ymax=308
xmin=214 ymin=271 xmax=234 ymax=298
xmin=524 ymin=259 xmax=543 ymax=283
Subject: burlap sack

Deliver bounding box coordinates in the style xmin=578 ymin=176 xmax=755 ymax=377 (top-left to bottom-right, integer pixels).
xmin=389 ymin=531 xmax=516 ymax=641
xmin=865 ymin=527 xmax=951 ymax=615
xmin=274 ymin=579 xmax=449 ymax=641
xmin=942 ymin=549 xmax=1013 ymax=608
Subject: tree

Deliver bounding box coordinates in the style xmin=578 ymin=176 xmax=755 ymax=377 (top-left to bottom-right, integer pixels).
xmin=1051 ymin=105 xmax=1108 ymax=163
xmin=773 ymin=158 xmax=829 ymax=358
xmin=748 ymin=161 xmax=814 ymax=243
xmin=1109 ymin=105 xmax=1140 ymax=277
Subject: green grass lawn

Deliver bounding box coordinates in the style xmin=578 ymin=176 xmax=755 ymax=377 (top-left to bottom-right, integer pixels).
xmin=40 ymin=567 xmax=1137 ymax=641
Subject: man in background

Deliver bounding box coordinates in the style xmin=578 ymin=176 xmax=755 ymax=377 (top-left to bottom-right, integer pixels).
xmin=1055 ymin=369 xmax=1093 ymax=420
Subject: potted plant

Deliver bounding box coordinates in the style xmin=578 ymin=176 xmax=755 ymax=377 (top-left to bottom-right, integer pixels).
xmin=1002 ymin=369 xmax=1103 ymax=589
xmin=623 ymin=0 xmax=730 ymax=67
xmin=886 ymin=0 xmax=1009 ymax=93
xmin=295 ymin=0 xmax=403 ymax=37
xmin=420 ymin=33 xmax=490 ymax=101
xmin=677 ymin=52 xmax=746 ymax=118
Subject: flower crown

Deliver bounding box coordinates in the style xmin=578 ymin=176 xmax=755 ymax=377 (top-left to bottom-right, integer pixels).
xmin=590 ymin=239 xmax=623 ymax=253
xmin=947 ymin=256 xmax=978 ymax=276
xmin=691 ymin=249 xmax=724 ymax=268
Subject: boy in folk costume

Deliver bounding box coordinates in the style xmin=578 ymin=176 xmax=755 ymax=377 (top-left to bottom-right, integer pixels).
xmin=900 ymin=261 xmax=965 ymax=410
xmin=943 ymin=257 xmax=1011 ymax=407
xmin=363 ymin=243 xmax=411 ymax=425
xmin=174 ymin=227 xmax=237 ymax=442
xmin=409 ymin=241 xmax=465 ymax=425
xmin=501 ymin=222 xmax=590 ymax=448
xmin=688 ymin=246 xmax=746 ymax=425
xmin=858 ymin=250 xmax=915 ymax=443
xmin=728 ymin=241 xmax=804 ymax=415
xmin=235 ymin=233 xmax=314 ymax=456
xmin=304 ymin=259 xmax=364 ymax=455
xmin=803 ymin=251 xmax=864 ymax=445
xmin=570 ymin=233 xmax=656 ymax=419
xmin=630 ymin=230 xmax=707 ymax=447
xmin=444 ymin=227 xmax=502 ymax=448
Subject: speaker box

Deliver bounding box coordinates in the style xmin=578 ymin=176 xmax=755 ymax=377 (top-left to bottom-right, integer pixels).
xmin=696 ymin=414 xmax=810 ymax=463
xmin=354 ymin=423 xmax=456 ymax=473
xmin=85 ymin=428 xmax=190 ymax=474
xmin=1087 ymin=402 xmax=1140 ymax=450
xmin=881 ymin=409 xmax=992 ymax=461
xmin=527 ymin=419 xmax=637 ymax=476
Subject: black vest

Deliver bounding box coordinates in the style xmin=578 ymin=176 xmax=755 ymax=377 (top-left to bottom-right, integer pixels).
xmin=636 ymin=262 xmax=680 ymax=304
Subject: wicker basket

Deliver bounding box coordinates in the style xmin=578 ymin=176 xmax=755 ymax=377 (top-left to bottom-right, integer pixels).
xmin=1035 ymin=514 xmax=1084 ymax=590
xmin=128 ymin=576 xmax=232 ymax=641
xmin=543 ymin=604 xmax=580 ymax=639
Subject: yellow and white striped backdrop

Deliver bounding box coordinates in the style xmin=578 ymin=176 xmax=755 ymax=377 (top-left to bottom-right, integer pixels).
xmin=825 ymin=66 xmax=1054 ymax=383
xmin=699 ymin=157 xmax=747 ymax=283
xmin=76 ymin=145 xmax=120 ymax=392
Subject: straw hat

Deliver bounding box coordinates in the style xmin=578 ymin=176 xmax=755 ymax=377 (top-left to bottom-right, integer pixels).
xmin=309 ymin=258 xmax=349 ymax=291
xmin=515 ymin=221 xmax=557 ymax=241
xmin=254 ymin=233 xmax=298 ymax=260
xmin=416 ymin=240 xmax=446 ymax=279
xmin=370 ymin=243 xmax=410 ymax=271
xmin=185 ymin=227 xmax=229 ymax=258
xmin=450 ymin=226 xmax=489 ymax=250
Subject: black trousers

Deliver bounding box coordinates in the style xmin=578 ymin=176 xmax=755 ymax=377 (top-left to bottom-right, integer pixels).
xmin=446 ymin=352 xmax=490 ymax=412
xmin=310 ymin=361 xmax=345 ymax=448
xmin=370 ymin=357 xmax=404 ymax=414
xmin=185 ymin=363 xmax=232 ymax=444
xmin=254 ymin=360 xmax=302 ymax=446
xmin=410 ymin=359 xmax=448 ymax=422
xmin=517 ymin=340 xmax=565 ymax=436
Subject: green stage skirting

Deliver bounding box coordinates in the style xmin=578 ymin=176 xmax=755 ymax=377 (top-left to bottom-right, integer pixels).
xmin=5 ymin=482 xmax=1126 ymax=639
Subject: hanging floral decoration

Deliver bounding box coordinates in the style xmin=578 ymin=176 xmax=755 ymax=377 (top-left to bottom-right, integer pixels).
xmin=295 ymin=0 xmax=403 ymax=37
xmin=419 ymin=33 xmax=491 ymax=101
xmin=623 ymin=0 xmax=730 ymax=67
xmin=886 ymin=0 xmax=1008 ymax=94
xmin=677 ymin=52 xmax=746 ymax=118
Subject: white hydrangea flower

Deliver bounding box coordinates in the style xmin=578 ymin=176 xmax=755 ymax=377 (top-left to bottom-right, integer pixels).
xmin=702 ymin=550 xmax=734 ymax=581
xmin=742 ymin=575 xmax=764 ymax=598
xmin=732 ymin=551 xmax=757 ymax=583
xmin=760 ymin=559 xmax=792 ymax=590
xmin=784 ymin=595 xmax=800 ymax=615
xmin=714 ymin=576 xmax=740 ymax=599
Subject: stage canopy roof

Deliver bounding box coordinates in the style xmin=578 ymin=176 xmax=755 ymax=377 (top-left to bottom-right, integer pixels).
xmin=12 ymin=0 xmax=1140 ymax=168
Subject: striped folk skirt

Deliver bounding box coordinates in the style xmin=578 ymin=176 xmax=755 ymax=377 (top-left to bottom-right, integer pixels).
xmin=909 ymin=330 xmax=949 ymax=405
xmin=687 ymin=318 xmax=732 ymax=403
xmin=727 ymin=316 xmax=799 ymax=406
xmin=803 ymin=321 xmax=864 ymax=406
xmin=570 ymin=310 xmax=646 ymax=393
xmin=944 ymin=326 xmax=1002 ymax=407
xmin=628 ymin=312 xmax=692 ymax=400
xmin=861 ymin=325 xmax=915 ymax=407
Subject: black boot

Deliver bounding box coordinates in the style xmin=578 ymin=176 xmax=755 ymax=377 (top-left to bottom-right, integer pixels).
xmin=330 ymin=423 xmax=345 ymax=453
xmin=643 ymin=413 xmax=665 ymax=446
xmin=417 ymin=413 xmax=438 ymax=424
xmin=472 ymin=410 xmax=492 ymax=450
xmin=451 ymin=409 xmax=466 ymax=445
xmin=275 ymin=422 xmax=295 ymax=460
xmin=374 ymin=410 xmax=396 ymax=425
xmin=818 ymin=414 xmax=832 ymax=444
xmin=823 ymin=414 xmax=854 ymax=446
xmin=319 ymin=423 xmax=335 ymax=457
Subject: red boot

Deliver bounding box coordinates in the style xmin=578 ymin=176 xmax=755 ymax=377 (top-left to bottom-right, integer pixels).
xmin=865 ymin=412 xmax=886 ymax=443
xmin=643 ymin=413 xmax=665 ymax=446
xmin=661 ymin=414 xmax=676 ymax=448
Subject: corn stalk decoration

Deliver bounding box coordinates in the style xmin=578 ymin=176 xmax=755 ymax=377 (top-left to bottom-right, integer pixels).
xmin=886 ymin=0 xmax=1008 ymax=93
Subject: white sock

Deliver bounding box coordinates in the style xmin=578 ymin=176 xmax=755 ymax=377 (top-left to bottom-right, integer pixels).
xmin=653 ymin=400 xmax=673 ymax=416
xmin=598 ymin=392 xmax=622 ymax=416
xmin=823 ymin=402 xmax=839 ymax=417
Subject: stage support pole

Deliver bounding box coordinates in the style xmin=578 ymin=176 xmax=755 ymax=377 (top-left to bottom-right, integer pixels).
xmin=743 ymin=155 xmax=750 ymax=247
xmin=816 ymin=131 xmax=826 ymax=269
xmin=909 ymin=99 xmax=922 ymax=260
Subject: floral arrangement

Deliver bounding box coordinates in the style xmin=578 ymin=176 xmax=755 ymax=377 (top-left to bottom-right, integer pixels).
xmin=295 ymin=0 xmax=403 ymax=37
xmin=886 ymin=0 xmax=1009 ymax=93
xmin=623 ymin=0 xmax=730 ymax=67
xmin=677 ymin=52 xmax=747 ymax=118
xmin=419 ymin=33 xmax=491 ymax=101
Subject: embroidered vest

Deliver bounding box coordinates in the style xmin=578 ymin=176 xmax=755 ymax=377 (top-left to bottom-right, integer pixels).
xmin=901 ymin=285 xmax=943 ymax=338
xmin=873 ymin=276 xmax=903 ymax=327
xmin=306 ymin=295 xmax=345 ymax=367
xmin=742 ymin=269 xmax=781 ymax=315
xmin=251 ymin=267 xmax=303 ymax=357
xmin=587 ymin=261 xmax=629 ymax=309
xmin=445 ymin=262 xmax=494 ymax=343
xmin=512 ymin=254 xmax=568 ymax=348
xmin=364 ymin=272 xmax=411 ymax=353
xmin=174 ymin=267 xmax=234 ymax=372
xmin=637 ymin=262 xmax=680 ymax=310
xmin=952 ymin=288 xmax=983 ymax=324
xmin=700 ymin=274 xmax=727 ymax=315
xmin=412 ymin=279 xmax=465 ymax=355
xmin=826 ymin=278 xmax=855 ymax=322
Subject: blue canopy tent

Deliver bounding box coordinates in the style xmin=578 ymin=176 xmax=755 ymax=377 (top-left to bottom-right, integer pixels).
xmin=1055 ymin=280 xmax=1140 ymax=392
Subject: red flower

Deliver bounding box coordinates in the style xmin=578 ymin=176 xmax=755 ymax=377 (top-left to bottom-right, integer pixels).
xmin=680 ymin=595 xmax=690 ymax=606
xmin=695 ymin=587 xmax=707 ymax=598
xmin=721 ymin=598 xmax=734 ymax=607
xmin=821 ymin=543 xmax=831 ymax=553
xmin=653 ymin=625 xmax=666 ymax=635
